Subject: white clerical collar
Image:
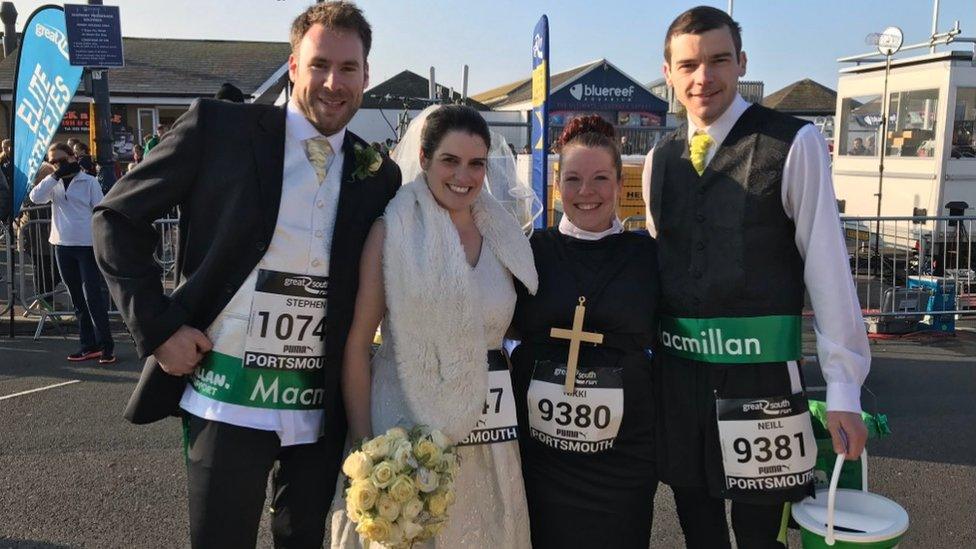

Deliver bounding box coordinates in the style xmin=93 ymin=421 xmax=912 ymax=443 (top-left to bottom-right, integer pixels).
xmin=558 ymin=215 xmax=624 ymax=241
xmin=287 ymin=100 xmax=346 ymax=155
xmin=685 ymin=93 xmax=750 ymax=149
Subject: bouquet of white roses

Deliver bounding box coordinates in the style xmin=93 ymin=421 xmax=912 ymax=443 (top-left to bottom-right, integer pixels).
xmin=342 ymin=426 xmax=460 ymax=548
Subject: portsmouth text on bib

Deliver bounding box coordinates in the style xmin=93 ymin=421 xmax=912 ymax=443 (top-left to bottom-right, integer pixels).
xmin=659 ymin=315 xmax=801 ymax=364
xmin=459 ymin=352 xmax=518 ymax=446
xmin=527 ymin=360 xmax=624 ymax=454
xmin=716 ymin=393 xmax=817 ymax=495
xmin=190 ymin=270 xmax=328 ymax=410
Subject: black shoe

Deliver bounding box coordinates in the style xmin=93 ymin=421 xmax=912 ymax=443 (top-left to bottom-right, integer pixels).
xmin=98 ymin=354 xmax=117 ymax=365
xmin=67 ymin=349 xmax=102 ymax=362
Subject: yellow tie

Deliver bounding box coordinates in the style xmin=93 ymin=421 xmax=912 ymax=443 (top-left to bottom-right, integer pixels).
xmin=690 ymin=131 xmax=714 ymax=176
xmin=305 ymin=136 xmax=334 ymax=184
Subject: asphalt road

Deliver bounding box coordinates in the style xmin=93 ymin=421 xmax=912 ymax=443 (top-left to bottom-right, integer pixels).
xmin=1 ymin=320 xmax=974 ymax=548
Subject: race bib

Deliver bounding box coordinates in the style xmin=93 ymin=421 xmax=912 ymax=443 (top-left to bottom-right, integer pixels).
xmin=716 ymin=393 xmax=817 ymax=495
xmin=527 ymin=360 xmax=623 ymax=454
xmin=459 ymin=352 xmax=518 ymax=446
xmin=190 ymin=270 xmax=329 ymax=410
xmin=244 ymin=270 xmax=328 ymax=367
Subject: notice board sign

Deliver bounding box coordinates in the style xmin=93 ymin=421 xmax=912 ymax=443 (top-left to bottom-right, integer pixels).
xmin=64 ymin=4 xmax=124 ymax=68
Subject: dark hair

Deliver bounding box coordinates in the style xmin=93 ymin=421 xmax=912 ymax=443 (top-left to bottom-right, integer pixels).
xmin=664 ymin=6 xmax=742 ymax=63
xmin=215 ymin=82 xmax=245 ymax=103
xmin=290 ymin=1 xmax=372 ymax=60
xmin=420 ymin=105 xmax=491 ymax=160
xmin=74 ymin=142 xmax=90 ymax=153
xmin=557 ymin=115 xmax=622 ymax=178
xmin=49 ymin=142 xmax=74 ymax=157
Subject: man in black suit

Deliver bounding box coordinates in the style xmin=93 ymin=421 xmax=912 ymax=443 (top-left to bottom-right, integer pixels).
xmin=92 ymin=3 xmax=400 ymax=547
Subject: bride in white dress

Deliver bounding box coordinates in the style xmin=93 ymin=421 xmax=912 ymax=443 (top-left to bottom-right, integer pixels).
xmin=330 ymin=105 xmax=539 ymax=548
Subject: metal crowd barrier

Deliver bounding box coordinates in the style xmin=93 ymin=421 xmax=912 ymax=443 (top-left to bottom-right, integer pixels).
xmin=0 ymin=205 xmax=180 ymax=339
xmin=842 ymin=215 xmax=975 ymax=331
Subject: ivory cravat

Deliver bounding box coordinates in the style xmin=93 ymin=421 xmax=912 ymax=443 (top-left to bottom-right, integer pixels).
xmin=305 ymin=136 xmax=334 ymax=183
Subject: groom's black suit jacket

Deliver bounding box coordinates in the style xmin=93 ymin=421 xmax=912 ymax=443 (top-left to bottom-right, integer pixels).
xmin=92 ymin=98 xmax=400 ymax=429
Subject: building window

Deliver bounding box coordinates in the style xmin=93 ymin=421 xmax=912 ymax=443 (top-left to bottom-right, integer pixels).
xmin=885 ymin=89 xmax=939 ymax=158
xmin=952 ymin=88 xmax=976 ymax=158
xmin=838 ymin=94 xmax=882 ymax=156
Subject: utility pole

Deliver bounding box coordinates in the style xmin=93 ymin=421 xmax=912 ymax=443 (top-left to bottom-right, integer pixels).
xmin=87 ymin=0 xmax=116 ymax=191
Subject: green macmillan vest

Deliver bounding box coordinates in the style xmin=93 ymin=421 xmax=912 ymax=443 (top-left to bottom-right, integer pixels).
xmin=649 ymin=104 xmax=809 ymax=363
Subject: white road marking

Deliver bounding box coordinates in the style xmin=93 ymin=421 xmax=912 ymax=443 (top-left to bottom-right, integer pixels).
xmin=0 ymin=346 xmax=49 ymax=354
xmin=0 ymin=380 xmax=82 ymax=401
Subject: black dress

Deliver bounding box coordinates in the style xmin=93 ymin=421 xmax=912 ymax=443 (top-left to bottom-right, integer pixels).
xmin=511 ymin=228 xmax=660 ymax=549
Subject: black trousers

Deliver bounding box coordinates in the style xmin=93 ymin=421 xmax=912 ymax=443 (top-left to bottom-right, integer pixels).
xmin=672 ymin=485 xmax=787 ymax=549
xmin=183 ymin=414 xmax=344 ymax=549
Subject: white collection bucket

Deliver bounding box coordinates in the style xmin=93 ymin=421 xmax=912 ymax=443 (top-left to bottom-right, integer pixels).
xmin=791 ymin=449 xmax=909 ymax=548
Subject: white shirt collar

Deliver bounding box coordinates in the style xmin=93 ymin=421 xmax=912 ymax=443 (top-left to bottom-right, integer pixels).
xmin=685 ymin=93 xmax=750 ymax=148
xmin=558 ymin=214 xmax=624 ymax=241
xmin=287 ymin=100 xmax=346 ymax=156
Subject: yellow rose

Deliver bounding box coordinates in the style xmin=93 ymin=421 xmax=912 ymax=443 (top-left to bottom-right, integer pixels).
xmin=426 ymin=490 xmax=449 ymax=517
xmin=375 ymin=493 xmax=400 ymax=522
xmin=423 ymin=521 xmax=447 ymax=538
xmin=347 ymin=479 xmax=379 ymax=512
xmin=434 ymin=452 xmax=458 ymax=476
xmin=368 ymin=154 xmax=383 ymax=173
xmin=401 ymin=497 xmax=424 ymax=521
xmin=345 ymin=496 xmax=366 ymax=523
xmin=414 ymin=467 xmax=440 ymax=493
xmin=356 ymin=515 xmax=394 ymax=543
xmin=391 ymin=439 xmax=414 ymax=469
xmin=429 ymin=429 xmax=452 ymax=450
xmin=413 ymin=438 xmax=442 ymax=468
xmin=386 ymin=426 xmax=409 ymax=440
xmin=370 ymin=460 xmax=397 ymax=489
xmin=362 ymin=434 xmax=391 ymax=460
xmin=342 ymin=451 xmax=373 ymax=481
xmin=397 ymin=518 xmax=424 ymax=541
xmin=388 ymin=474 xmax=417 ymax=503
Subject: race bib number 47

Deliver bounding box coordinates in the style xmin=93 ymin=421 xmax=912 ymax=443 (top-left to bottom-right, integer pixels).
xmin=716 ymin=393 xmax=817 ymax=494
xmin=527 ymin=361 xmax=623 ymax=454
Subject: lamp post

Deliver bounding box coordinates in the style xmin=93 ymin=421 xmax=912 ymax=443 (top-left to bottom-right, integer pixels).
xmin=871 ymin=27 xmax=904 ymax=262
xmin=87 ymin=0 xmax=116 ymax=192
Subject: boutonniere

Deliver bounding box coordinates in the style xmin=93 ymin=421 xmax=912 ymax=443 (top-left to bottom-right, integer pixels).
xmin=352 ymin=143 xmax=383 ymax=181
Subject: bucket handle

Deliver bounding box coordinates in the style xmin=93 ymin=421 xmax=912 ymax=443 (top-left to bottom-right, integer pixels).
xmin=825 ymin=448 xmax=869 ymax=546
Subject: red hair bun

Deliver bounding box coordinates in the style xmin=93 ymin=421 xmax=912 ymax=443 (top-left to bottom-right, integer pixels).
xmin=558 ymin=115 xmax=616 ymax=147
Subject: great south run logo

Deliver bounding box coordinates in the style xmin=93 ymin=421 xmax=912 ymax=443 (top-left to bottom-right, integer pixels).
xmin=660 ymin=328 xmax=762 ymax=357
xmin=569 ymin=83 xmax=636 ymax=102
xmin=34 ymin=23 xmax=70 ymax=60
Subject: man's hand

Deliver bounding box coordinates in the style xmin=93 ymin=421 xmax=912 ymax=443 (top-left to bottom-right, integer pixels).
xmin=827 ymin=410 xmax=868 ymax=460
xmin=153 ymin=326 xmax=212 ymax=376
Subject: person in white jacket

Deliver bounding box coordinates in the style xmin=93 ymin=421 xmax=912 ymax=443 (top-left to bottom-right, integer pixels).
xmin=29 ymin=142 xmax=115 ymax=364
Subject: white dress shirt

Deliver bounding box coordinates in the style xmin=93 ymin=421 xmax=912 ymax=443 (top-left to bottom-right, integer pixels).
xmin=640 ymin=94 xmax=870 ymax=413
xmin=28 ymin=171 xmax=103 ymax=246
xmin=180 ymin=101 xmax=346 ymax=446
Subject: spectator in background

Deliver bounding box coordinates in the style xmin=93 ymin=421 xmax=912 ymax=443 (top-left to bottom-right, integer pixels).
xmin=18 ymin=149 xmax=62 ymax=309
xmin=866 ymin=135 xmax=876 ymax=155
xmin=521 ymin=144 xmax=531 ymax=154
xmin=127 ymin=144 xmax=144 ymax=173
xmin=0 ymin=161 xmax=9 ymax=225
xmin=29 ymin=142 xmax=115 ymax=364
xmin=73 ymin=142 xmax=97 ymax=176
xmin=215 ymin=82 xmax=245 ymax=103
xmin=620 ymin=134 xmax=635 ymax=155
xmin=67 ymin=137 xmax=81 ymax=151
xmin=143 ymin=124 xmax=169 ymax=155
xmin=850 ymin=137 xmax=868 ymax=156
xmin=1 ymin=138 xmax=13 ymax=184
